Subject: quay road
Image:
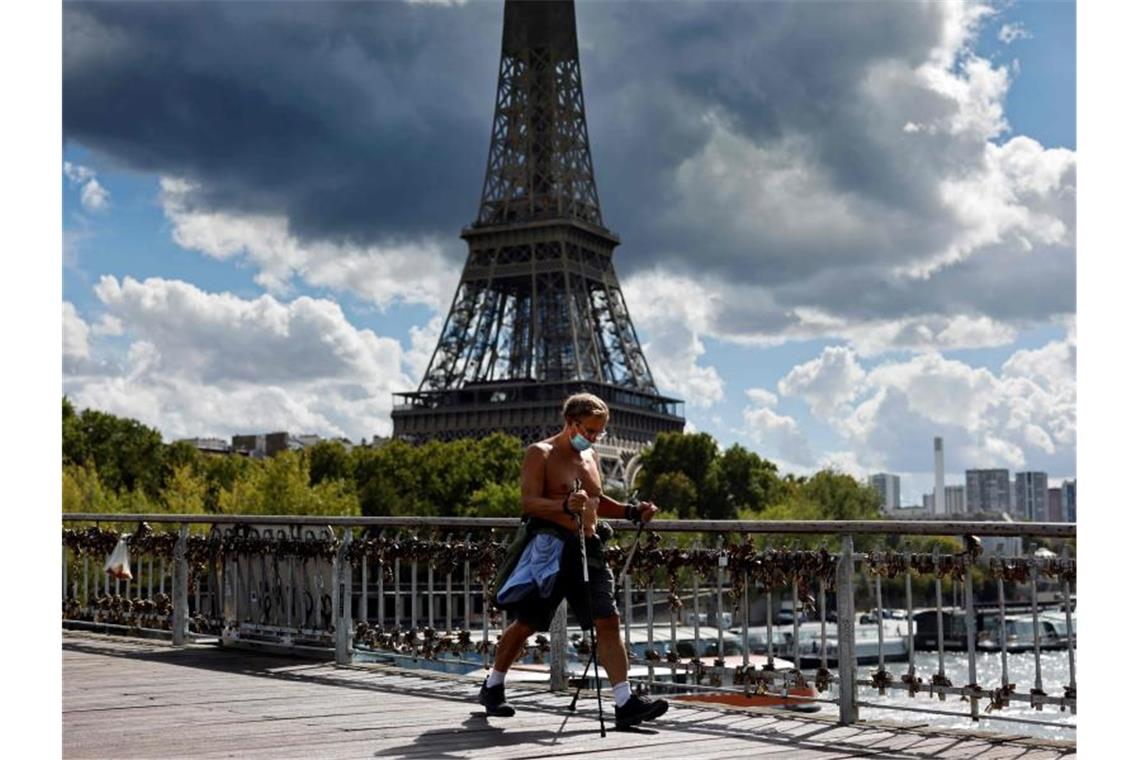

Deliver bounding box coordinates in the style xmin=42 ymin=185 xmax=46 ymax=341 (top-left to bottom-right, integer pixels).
xmin=63 ymin=631 xmax=1075 ymax=759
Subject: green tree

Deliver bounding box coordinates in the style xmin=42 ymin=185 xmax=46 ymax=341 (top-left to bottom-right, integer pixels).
xmin=216 ymin=461 xmax=266 ymax=516
xmin=636 ymin=432 xmax=719 ymax=500
xmin=308 ymin=440 xmax=354 ymax=486
xmin=354 ymin=440 xmax=421 ymax=516
xmin=259 ymin=451 xmax=315 ymax=515
xmin=161 ymin=463 xmax=208 ymax=515
xmin=464 ymin=481 xmax=522 ymax=518
xmin=801 ymin=469 xmax=882 ymax=521
xmin=697 ymin=458 xmax=735 ymax=520
xmin=199 ymin=453 xmax=255 ymax=513
xmin=650 ymin=471 xmax=699 ymax=519
xmin=743 ymin=492 xmax=834 ymax=549
xmin=747 ymin=492 xmax=826 ymax=522
xmin=62 ymin=397 xmax=87 ymax=467
xmin=73 ymin=407 xmax=166 ymax=497
xmin=160 ymin=440 xmax=200 ymax=493
xmin=720 ymin=444 xmax=787 ymax=512
xmin=419 ymin=439 xmax=479 ymax=515
xmin=308 ymin=479 xmax=361 ymax=517
xmin=118 ymin=486 xmax=157 ymax=515
xmin=62 ymin=463 xmax=117 ymax=514
xmin=474 ymin=432 xmax=525 ymax=485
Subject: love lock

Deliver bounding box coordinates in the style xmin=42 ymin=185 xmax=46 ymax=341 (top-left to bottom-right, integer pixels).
xmin=871 ymin=668 xmax=893 ymax=695
xmin=931 ymin=672 xmax=952 ymax=702
xmin=1029 ymin=687 xmax=1048 ymax=711
xmin=960 ymin=683 xmax=984 ymax=704
xmin=689 ymin=658 xmax=706 ymax=685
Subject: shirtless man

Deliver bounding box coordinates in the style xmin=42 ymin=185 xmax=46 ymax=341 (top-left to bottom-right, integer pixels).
xmin=478 ymin=392 xmax=669 ymax=729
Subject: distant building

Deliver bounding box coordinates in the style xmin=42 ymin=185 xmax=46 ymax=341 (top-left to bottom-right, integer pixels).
xmin=294 ymin=434 xmax=323 ymax=448
xmin=1047 ymin=487 xmax=1063 ymax=522
xmin=177 ymin=437 xmax=231 ymax=455
xmin=933 ymin=437 xmax=946 ymax=515
xmin=1061 ymin=479 xmax=1076 ymax=522
xmin=978 ymin=513 xmax=1024 ymax=558
xmin=232 ymin=432 xmax=290 ymax=459
xmin=1015 ymin=471 xmax=1049 ymax=521
xmin=946 ymin=484 xmax=966 ymax=514
xmin=966 ymin=469 xmax=1011 ymax=513
xmin=868 ymin=473 xmax=901 ymax=511
xmin=888 ymin=504 xmax=926 ymax=518
xmin=884 ymin=509 xmax=1023 ymax=556
xmin=923 ymin=484 xmax=966 ymax=514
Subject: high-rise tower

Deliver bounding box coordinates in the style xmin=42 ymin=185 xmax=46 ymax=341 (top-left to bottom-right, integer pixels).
xmin=933 ymin=437 xmax=945 ymax=515
xmin=392 ymin=0 xmax=685 ymax=485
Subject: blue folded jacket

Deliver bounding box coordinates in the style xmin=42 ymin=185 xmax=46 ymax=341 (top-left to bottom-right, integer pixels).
xmin=495 ymin=533 xmax=565 ymax=605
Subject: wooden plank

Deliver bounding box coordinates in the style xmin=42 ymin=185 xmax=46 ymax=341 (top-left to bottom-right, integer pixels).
xmin=62 ymin=631 xmax=1074 ymax=760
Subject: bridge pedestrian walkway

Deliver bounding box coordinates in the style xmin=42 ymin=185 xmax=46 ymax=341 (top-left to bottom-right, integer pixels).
xmin=62 ymin=631 xmax=1075 ymax=759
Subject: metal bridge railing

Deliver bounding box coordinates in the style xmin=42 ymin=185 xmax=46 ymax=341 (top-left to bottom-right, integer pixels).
xmin=62 ymin=513 xmax=1075 ymax=729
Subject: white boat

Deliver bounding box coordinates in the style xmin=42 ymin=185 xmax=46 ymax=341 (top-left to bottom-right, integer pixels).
xmin=793 ymin=623 xmax=910 ymax=667
xmin=977 ymin=611 xmax=1076 ymax=653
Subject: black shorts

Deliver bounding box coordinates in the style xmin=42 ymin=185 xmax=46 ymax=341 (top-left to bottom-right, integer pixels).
xmin=511 ymin=534 xmax=618 ymax=632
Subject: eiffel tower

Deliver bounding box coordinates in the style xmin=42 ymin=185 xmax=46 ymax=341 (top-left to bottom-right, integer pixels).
xmin=392 ymin=0 xmax=684 ymax=486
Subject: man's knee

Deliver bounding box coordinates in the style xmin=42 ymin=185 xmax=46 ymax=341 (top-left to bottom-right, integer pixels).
xmin=508 ymin=619 xmax=535 ymax=638
xmin=594 ymin=614 xmax=620 ymax=634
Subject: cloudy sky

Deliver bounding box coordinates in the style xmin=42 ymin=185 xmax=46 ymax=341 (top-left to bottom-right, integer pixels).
xmin=61 ymin=0 xmax=1075 ymax=504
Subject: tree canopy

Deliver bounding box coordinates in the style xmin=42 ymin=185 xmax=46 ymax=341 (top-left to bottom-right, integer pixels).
xmin=635 ymin=434 xmax=882 ymax=524
xmin=60 ymin=398 xmax=883 ymax=523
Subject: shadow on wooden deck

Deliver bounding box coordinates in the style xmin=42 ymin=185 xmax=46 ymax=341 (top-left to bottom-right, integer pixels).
xmin=62 ymin=632 xmax=1075 ymax=760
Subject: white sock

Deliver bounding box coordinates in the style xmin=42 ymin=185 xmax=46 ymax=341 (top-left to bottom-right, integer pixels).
xmin=613 ymin=681 xmax=631 ymax=707
xmin=486 ymin=669 xmax=506 ymax=688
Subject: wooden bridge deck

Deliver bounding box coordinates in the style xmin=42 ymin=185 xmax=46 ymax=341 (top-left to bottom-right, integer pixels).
xmin=62 ymin=631 xmax=1075 ymax=759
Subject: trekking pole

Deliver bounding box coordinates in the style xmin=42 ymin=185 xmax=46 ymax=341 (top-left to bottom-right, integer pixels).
xmin=565 ymin=479 xmax=607 ymax=737
xmin=568 ymin=490 xmax=646 ymax=718
xmin=618 ymin=490 xmax=645 ymax=580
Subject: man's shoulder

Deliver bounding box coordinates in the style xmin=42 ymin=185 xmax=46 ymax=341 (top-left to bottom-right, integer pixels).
xmin=525 ymin=441 xmax=555 ymax=460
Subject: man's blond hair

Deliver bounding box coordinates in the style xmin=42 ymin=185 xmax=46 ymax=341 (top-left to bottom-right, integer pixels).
xmin=562 ymin=392 xmax=609 ymax=421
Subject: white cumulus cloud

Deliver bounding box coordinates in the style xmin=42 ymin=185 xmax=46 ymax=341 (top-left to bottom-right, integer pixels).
xmin=740 ymin=404 xmax=814 ymax=467
xmin=65 ymin=277 xmax=416 ymax=440
xmin=62 ymin=302 xmax=90 ymax=361
xmin=64 ymin=161 xmax=110 ymax=212
xmin=777 ymin=334 xmax=1075 ymax=478
xmin=777 ymin=346 xmax=866 ymax=419
xmin=745 ymin=387 xmax=779 ymax=408
xmin=160 ymin=177 xmax=460 ymax=312
xmin=998 ymin=23 xmax=1032 ymax=44
xmin=622 ymin=268 xmax=725 ymax=408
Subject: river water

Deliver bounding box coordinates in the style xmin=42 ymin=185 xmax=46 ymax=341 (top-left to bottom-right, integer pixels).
xmin=813 ymin=650 xmax=1076 ymax=741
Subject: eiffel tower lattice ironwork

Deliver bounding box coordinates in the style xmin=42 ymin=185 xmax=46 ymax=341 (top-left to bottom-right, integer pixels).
xmin=392 ymin=0 xmax=684 ymax=486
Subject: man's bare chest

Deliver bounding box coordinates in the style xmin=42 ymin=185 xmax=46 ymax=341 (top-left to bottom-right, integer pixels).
xmin=545 ymin=455 xmax=602 ymax=497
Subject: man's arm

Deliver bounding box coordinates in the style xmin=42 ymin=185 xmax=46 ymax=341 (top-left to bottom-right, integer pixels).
xmin=597 ymin=492 xmax=660 ymax=524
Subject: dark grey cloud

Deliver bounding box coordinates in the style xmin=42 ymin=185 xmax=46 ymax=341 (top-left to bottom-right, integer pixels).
xmin=64 ymin=0 xmax=1074 ymax=335
xmin=65 ymin=0 xmax=501 ymax=244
